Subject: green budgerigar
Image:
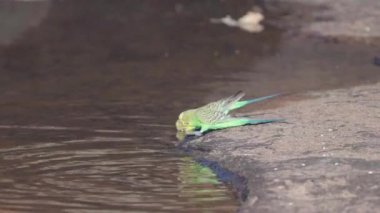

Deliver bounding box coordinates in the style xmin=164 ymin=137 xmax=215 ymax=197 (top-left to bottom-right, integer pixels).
xmin=176 ymin=91 xmax=282 ymax=137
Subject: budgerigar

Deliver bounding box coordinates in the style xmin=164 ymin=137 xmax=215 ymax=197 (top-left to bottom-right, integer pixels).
xmin=176 ymin=91 xmax=282 ymax=137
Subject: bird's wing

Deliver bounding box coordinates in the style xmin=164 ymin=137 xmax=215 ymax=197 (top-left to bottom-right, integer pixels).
xmin=195 ymin=91 xmax=245 ymax=124
xmin=218 ymin=91 xmax=245 ymax=112
xmin=195 ymin=103 xmax=230 ymax=124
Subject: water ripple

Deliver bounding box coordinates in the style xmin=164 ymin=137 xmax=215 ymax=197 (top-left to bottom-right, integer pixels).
xmin=0 ymin=128 xmax=237 ymax=212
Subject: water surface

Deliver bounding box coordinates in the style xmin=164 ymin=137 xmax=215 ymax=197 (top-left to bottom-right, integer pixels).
xmin=0 ymin=102 xmax=239 ymax=212
xmin=0 ymin=1 xmax=380 ymax=212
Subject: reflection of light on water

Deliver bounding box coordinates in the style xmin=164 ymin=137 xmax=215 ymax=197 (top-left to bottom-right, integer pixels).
xmin=0 ymin=137 xmax=237 ymax=211
xmin=179 ymin=157 xmax=220 ymax=185
xmin=138 ymin=123 xmax=173 ymax=128
xmin=178 ymin=157 xmax=234 ymax=202
xmin=0 ymin=125 xmax=125 ymax=133
xmin=0 ymin=112 xmax=237 ymax=211
xmin=0 ymin=125 xmax=81 ymax=130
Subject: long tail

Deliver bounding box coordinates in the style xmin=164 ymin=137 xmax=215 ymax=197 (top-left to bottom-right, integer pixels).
xmin=229 ymin=93 xmax=281 ymax=111
xmin=208 ymin=118 xmax=283 ymax=131
xmin=248 ymin=118 xmax=285 ymax=125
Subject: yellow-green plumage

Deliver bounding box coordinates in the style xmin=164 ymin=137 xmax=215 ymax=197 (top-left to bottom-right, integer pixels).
xmin=176 ymin=91 xmax=282 ymax=137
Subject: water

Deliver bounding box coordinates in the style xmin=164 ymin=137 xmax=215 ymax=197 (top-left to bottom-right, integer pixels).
xmin=0 ymin=100 xmax=241 ymax=212
xmin=1 ymin=1 xmax=380 ymax=212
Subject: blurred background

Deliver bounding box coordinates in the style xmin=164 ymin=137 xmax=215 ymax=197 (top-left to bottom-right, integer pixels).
xmin=0 ymin=0 xmax=379 ymax=212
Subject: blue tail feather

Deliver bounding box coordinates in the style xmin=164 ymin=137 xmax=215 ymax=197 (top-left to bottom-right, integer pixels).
xmin=248 ymin=118 xmax=285 ymax=125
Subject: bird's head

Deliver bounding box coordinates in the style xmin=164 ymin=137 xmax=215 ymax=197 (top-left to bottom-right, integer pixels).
xmin=175 ymin=110 xmax=196 ymax=133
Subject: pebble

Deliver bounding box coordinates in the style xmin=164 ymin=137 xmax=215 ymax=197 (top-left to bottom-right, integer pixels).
xmin=301 ymin=163 xmax=306 ymax=166
xmin=334 ymin=162 xmax=339 ymax=166
xmin=274 ymin=167 xmax=278 ymax=171
xmin=368 ymin=171 xmax=374 ymax=174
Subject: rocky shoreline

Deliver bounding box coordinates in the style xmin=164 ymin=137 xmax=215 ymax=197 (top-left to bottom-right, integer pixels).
xmin=180 ymin=0 xmax=380 ymax=211
xmin=183 ymin=82 xmax=380 ymax=212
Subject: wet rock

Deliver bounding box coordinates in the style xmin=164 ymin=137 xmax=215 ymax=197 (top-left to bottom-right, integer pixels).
xmin=186 ymin=82 xmax=380 ymax=212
